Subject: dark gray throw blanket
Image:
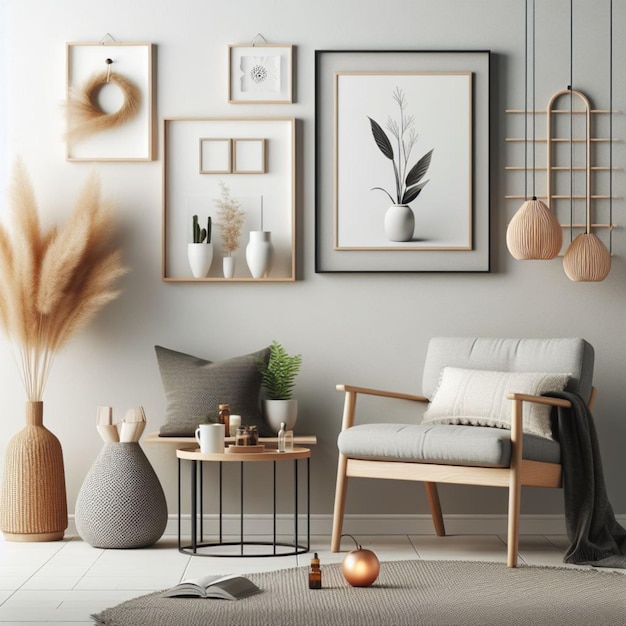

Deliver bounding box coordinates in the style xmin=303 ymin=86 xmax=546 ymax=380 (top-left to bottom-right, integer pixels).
xmin=547 ymin=390 xmax=626 ymax=567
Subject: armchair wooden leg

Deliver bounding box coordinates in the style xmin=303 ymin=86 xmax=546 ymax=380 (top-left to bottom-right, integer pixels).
xmin=331 ymin=454 xmax=349 ymax=552
xmin=507 ymin=478 xmax=522 ymax=567
xmin=424 ymin=482 xmax=446 ymax=537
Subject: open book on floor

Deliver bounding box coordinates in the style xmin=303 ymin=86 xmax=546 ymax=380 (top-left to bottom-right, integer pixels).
xmin=162 ymin=574 xmax=261 ymax=600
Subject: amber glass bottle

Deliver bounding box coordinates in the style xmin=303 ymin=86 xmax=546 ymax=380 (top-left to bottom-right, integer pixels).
xmin=309 ymin=552 xmax=322 ymax=589
xmin=218 ymin=404 xmax=230 ymax=436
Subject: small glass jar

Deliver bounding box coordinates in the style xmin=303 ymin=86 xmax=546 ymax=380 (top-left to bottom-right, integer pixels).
xmin=248 ymin=425 xmax=259 ymax=446
xmin=236 ymin=426 xmax=249 ymax=446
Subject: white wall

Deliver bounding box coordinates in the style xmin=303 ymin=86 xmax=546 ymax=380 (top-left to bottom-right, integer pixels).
xmin=1 ymin=0 xmax=625 ymax=525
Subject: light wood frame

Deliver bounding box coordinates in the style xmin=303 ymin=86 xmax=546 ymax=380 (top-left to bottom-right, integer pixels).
xmin=163 ymin=117 xmax=296 ymax=282
xmin=233 ymin=138 xmax=267 ymax=174
xmin=331 ymin=384 xmax=596 ymax=568
xmin=66 ymin=42 xmax=155 ymax=161
xmin=199 ymin=138 xmax=232 ymax=174
xmin=228 ymin=44 xmax=294 ymax=104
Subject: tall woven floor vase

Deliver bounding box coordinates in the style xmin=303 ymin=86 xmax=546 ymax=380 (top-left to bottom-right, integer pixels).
xmin=0 ymin=401 xmax=68 ymax=541
xmin=75 ymin=442 xmax=167 ymax=549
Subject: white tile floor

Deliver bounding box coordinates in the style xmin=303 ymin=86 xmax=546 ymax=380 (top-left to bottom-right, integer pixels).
xmin=0 ymin=533 xmax=620 ymax=624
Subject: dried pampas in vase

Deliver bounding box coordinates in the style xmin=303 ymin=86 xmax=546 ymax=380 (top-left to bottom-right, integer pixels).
xmin=0 ymin=160 xmax=127 ymax=541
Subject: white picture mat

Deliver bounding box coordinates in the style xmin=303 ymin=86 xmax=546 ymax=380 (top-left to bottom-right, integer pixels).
xmin=66 ymin=42 xmax=153 ymax=161
xmin=229 ymin=44 xmax=293 ymax=103
xmin=164 ymin=118 xmax=295 ymax=280
xmin=336 ymin=73 xmax=471 ymax=249
xmin=315 ymin=50 xmax=490 ymax=272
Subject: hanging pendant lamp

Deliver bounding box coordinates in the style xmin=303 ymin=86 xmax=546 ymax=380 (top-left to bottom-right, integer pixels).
xmin=506 ymin=197 xmax=562 ymax=260
xmin=506 ymin=0 xmax=562 ymax=260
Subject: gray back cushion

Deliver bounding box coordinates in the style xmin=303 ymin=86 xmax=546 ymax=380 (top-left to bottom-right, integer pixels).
xmin=422 ymin=337 xmax=594 ymax=404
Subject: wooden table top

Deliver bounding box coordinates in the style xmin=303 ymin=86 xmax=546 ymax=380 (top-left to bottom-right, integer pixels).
xmin=176 ymin=446 xmax=311 ymax=462
xmin=145 ymin=433 xmax=317 ymax=445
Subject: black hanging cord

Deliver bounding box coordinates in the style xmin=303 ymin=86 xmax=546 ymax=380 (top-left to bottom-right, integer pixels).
xmin=523 ymin=0 xmax=529 ymax=201
xmin=569 ymin=0 xmax=574 ymax=241
xmin=531 ymin=0 xmax=537 ymax=199
xmin=609 ymin=0 xmax=613 ymax=253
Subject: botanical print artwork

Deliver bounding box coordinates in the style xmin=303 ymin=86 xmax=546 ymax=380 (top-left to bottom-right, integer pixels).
xmin=368 ymin=88 xmax=433 ymax=242
xmin=335 ymin=72 xmax=472 ymax=250
xmin=240 ymin=56 xmax=280 ymax=93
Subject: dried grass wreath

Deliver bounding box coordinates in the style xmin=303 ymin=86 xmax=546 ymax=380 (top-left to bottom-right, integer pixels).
xmin=66 ymin=70 xmax=141 ymax=142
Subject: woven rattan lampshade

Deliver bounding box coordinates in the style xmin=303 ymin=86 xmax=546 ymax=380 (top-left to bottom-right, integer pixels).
xmin=563 ymin=232 xmax=611 ymax=282
xmin=506 ymin=198 xmax=563 ymax=260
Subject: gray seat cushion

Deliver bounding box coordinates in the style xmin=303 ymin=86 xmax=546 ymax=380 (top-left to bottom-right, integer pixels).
xmin=338 ymin=423 xmax=561 ymax=467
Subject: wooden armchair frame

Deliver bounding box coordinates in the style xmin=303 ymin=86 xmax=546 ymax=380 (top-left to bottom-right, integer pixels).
xmin=331 ymin=383 xmax=596 ymax=567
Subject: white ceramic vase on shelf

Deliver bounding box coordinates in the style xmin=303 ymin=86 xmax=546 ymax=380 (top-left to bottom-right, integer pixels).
xmin=263 ymin=398 xmax=298 ymax=433
xmin=384 ymin=204 xmax=415 ymax=242
xmin=187 ymin=243 xmax=213 ymax=278
xmin=223 ymin=256 xmax=235 ymax=279
xmin=246 ymin=231 xmax=274 ymax=278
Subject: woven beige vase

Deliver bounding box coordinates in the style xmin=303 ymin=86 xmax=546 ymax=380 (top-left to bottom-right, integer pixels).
xmin=0 ymin=401 xmax=68 ymax=541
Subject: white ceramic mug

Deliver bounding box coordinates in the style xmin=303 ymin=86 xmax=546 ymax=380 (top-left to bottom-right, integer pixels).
xmin=228 ymin=414 xmax=242 ymax=437
xmin=195 ymin=423 xmax=225 ymax=454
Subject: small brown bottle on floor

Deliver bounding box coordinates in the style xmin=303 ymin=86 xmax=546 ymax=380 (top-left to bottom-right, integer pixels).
xmin=309 ymin=552 xmax=322 ymax=589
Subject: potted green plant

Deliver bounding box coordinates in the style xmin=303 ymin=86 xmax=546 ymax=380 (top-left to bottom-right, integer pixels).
xmin=187 ymin=214 xmax=213 ymax=278
xmin=258 ymin=340 xmax=302 ymax=432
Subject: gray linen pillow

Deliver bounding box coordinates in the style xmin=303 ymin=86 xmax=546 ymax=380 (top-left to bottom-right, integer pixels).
xmin=155 ymin=345 xmax=270 ymax=437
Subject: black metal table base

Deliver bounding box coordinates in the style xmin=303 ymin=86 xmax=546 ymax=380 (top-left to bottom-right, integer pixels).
xmin=178 ymin=456 xmax=310 ymax=557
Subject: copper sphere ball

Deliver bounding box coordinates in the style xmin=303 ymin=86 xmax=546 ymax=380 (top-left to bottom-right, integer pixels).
xmin=342 ymin=547 xmax=380 ymax=587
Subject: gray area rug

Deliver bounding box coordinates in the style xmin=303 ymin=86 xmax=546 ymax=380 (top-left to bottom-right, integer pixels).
xmin=92 ymin=559 xmax=626 ymax=626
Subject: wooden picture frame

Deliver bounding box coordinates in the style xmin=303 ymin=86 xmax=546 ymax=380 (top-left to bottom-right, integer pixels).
xmin=66 ymin=42 xmax=154 ymax=161
xmin=228 ymin=44 xmax=294 ymax=104
xmin=315 ymin=50 xmax=491 ymax=272
xmin=199 ymin=138 xmax=232 ymax=174
xmin=163 ymin=117 xmax=296 ymax=282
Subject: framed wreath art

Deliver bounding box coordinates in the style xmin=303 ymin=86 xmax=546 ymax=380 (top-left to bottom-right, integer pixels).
xmin=66 ymin=41 xmax=155 ymax=161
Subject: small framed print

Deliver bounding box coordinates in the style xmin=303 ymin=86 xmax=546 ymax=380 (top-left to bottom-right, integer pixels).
xmin=228 ymin=44 xmax=294 ymax=104
xmin=199 ymin=138 xmax=232 ymax=174
xmin=233 ymin=139 xmax=266 ymax=174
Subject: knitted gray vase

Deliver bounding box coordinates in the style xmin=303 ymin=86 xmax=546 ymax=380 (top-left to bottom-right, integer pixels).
xmin=75 ymin=442 xmax=167 ymax=548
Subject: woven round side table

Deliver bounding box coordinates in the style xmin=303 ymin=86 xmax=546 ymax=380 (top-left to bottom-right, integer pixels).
xmin=75 ymin=442 xmax=167 ymax=548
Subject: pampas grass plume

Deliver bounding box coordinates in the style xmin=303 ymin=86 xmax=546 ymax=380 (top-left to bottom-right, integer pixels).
xmin=0 ymin=160 xmax=127 ymax=400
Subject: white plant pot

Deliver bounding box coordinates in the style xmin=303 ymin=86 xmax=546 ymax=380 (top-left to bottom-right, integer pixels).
xmin=246 ymin=231 xmax=274 ymax=278
xmin=384 ymin=204 xmax=415 ymax=242
xmin=223 ymin=256 xmax=235 ymax=278
xmin=187 ymin=243 xmax=213 ymax=278
xmin=263 ymin=399 xmax=298 ymax=433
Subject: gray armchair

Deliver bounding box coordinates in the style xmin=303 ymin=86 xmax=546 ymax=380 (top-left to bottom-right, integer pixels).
xmin=331 ymin=337 xmax=595 ymax=567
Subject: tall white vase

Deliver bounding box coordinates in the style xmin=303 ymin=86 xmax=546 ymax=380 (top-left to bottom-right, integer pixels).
xmin=384 ymin=204 xmax=415 ymax=242
xmin=246 ymin=231 xmax=274 ymax=278
xmin=187 ymin=243 xmax=213 ymax=278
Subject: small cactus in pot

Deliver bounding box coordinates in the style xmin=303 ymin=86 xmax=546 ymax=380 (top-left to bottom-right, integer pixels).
xmin=188 ymin=215 xmax=214 ymax=277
